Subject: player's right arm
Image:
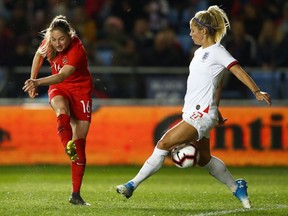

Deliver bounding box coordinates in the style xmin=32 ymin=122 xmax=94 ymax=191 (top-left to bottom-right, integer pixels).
xmin=30 ymin=50 xmax=44 ymax=79
xmin=28 ymin=50 xmax=45 ymax=98
xmin=23 ymin=64 xmax=76 ymax=93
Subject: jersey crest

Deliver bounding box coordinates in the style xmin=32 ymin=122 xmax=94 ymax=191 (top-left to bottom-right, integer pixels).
xmin=202 ymin=52 xmax=209 ymax=62
xmin=62 ymin=56 xmax=68 ymax=64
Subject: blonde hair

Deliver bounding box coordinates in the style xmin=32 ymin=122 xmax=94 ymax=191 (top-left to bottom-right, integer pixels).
xmin=39 ymin=15 xmax=76 ymax=61
xmin=191 ymin=5 xmax=230 ymax=43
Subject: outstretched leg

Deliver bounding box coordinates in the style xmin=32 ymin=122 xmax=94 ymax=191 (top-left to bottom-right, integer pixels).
xmin=116 ymin=120 xmax=198 ymax=198
xmin=204 ymin=156 xmax=251 ymax=208
xmin=116 ymin=147 xmax=168 ymax=198
xmin=195 ymin=138 xmax=251 ymax=209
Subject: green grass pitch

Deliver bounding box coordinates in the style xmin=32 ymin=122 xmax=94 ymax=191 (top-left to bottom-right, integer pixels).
xmin=0 ymin=165 xmax=287 ymax=216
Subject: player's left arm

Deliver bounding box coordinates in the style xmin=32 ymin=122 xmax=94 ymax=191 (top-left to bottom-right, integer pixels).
xmin=23 ymin=65 xmax=76 ymax=92
xmin=229 ymin=64 xmax=271 ymax=105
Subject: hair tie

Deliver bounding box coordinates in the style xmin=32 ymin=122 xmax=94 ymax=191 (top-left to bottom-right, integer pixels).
xmin=193 ymin=17 xmax=214 ymax=32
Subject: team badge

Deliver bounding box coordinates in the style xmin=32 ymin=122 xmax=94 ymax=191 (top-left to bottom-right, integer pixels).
xmin=202 ymin=52 xmax=209 ymax=62
xmin=62 ymin=56 xmax=68 ymax=64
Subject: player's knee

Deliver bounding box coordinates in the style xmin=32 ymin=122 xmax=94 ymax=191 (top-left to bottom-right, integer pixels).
xmin=197 ymin=152 xmax=211 ymax=167
xmin=156 ymin=139 xmax=172 ymax=151
xmin=55 ymin=107 xmax=70 ymax=116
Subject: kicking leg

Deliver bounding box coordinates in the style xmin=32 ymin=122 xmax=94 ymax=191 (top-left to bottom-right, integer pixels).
xmin=116 ymin=120 xmax=198 ymax=198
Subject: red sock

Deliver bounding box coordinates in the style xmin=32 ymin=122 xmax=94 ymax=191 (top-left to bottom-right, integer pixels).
xmin=57 ymin=114 xmax=72 ymax=147
xmin=71 ymin=139 xmax=86 ymax=193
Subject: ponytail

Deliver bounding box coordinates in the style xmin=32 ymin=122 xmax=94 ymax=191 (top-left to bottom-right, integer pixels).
xmin=191 ymin=5 xmax=230 ymax=43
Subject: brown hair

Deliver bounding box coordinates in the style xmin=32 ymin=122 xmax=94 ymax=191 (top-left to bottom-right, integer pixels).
xmin=191 ymin=5 xmax=230 ymax=43
xmin=39 ymin=15 xmax=76 ymax=61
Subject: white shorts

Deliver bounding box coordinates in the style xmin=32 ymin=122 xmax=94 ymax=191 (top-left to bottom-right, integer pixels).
xmin=182 ymin=111 xmax=217 ymax=141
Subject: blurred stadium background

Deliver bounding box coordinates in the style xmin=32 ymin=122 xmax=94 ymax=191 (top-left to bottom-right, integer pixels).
xmin=0 ymin=0 xmax=287 ymax=166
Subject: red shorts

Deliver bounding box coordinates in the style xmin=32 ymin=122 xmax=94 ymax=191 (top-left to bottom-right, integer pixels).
xmin=48 ymin=87 xmax=92 ymax=122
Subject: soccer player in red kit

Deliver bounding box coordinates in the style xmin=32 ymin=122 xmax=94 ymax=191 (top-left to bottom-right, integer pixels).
xmin=23 ymin=15 xmax=93 ymax=205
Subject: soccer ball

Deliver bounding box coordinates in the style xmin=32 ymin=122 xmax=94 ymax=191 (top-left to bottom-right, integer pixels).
xmin=171 ymin=143 xmax=200 ymax=168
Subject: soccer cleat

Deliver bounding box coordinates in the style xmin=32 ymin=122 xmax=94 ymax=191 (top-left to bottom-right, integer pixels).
xmin=65 ymin=140 xmax=78 ymax=161
xmin=69 ymin=192 xmax=91 ymax=206
xmin=116 ymin=181 xmax=135 ymax=198
xmin=233 ymin=178 xmax=251 ymax=209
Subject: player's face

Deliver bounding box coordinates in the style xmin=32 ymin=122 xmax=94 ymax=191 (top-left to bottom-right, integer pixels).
xmin=50 ymin=30 xmax=71 ymax=52
xmin=189 ymin=22 xmax=204 ymax=46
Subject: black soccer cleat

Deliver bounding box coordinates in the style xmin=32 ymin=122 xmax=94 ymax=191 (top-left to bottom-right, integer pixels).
xmin=69 ymin=192 xmax=91 ymax=206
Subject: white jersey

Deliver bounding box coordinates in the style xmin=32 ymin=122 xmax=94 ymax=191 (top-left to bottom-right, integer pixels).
xmin=182 ymin=43 xmax=238 ymax=120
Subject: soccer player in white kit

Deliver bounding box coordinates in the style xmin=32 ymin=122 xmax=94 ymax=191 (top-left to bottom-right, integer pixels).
xmin=116 ymin=5 xmax=271 ymax=209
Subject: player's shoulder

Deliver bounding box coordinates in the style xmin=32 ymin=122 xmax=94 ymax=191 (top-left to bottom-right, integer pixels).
xmin=70 ymin=36 xmax=85 ymax=53
xmin=211 ymin=43 xmax=231 ymax=55
xmin=71 ymin=36 xmax=83 ymax=47
xmin=199 ymin=43 xmax=224 ymax=52
xmin=72 ymin=35 xmax=81 ymax=42
xmin=195 ymin=43 xmax=229 ymax=57
xmin=210 ymin=43 xmax=226 ymax=51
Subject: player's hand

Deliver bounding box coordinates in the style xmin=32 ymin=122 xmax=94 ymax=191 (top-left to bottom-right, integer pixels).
xmin=255 ymin=91 xmax=271 ymax=105
xmin=218 ymin=110 xmax=227 ymax=125
xmin=218 ymin=116 xmax=228 ymax=125
xmin=27 ymin=89 xmax=38 ymax=98
xmin=22 ymin=79 xmax=39 ymax=95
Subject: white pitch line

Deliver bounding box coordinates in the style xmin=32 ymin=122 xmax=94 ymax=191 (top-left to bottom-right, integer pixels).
xmin=191 ymin=204 xmax=288 ymax=216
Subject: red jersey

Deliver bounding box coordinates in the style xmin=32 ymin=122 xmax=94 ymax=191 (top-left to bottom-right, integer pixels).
xmin=45 ymin=36 xmax=93 ymax=94
xmin=43 ymin=36 xmax=93 ymax=121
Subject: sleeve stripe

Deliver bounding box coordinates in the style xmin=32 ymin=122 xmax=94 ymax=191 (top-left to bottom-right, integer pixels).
xmin=226 ymin=61 xmax=238 ymax=70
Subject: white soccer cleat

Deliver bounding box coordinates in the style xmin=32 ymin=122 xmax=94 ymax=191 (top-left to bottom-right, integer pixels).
xmin=116 ymin=181 xmax=135 ymax=198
